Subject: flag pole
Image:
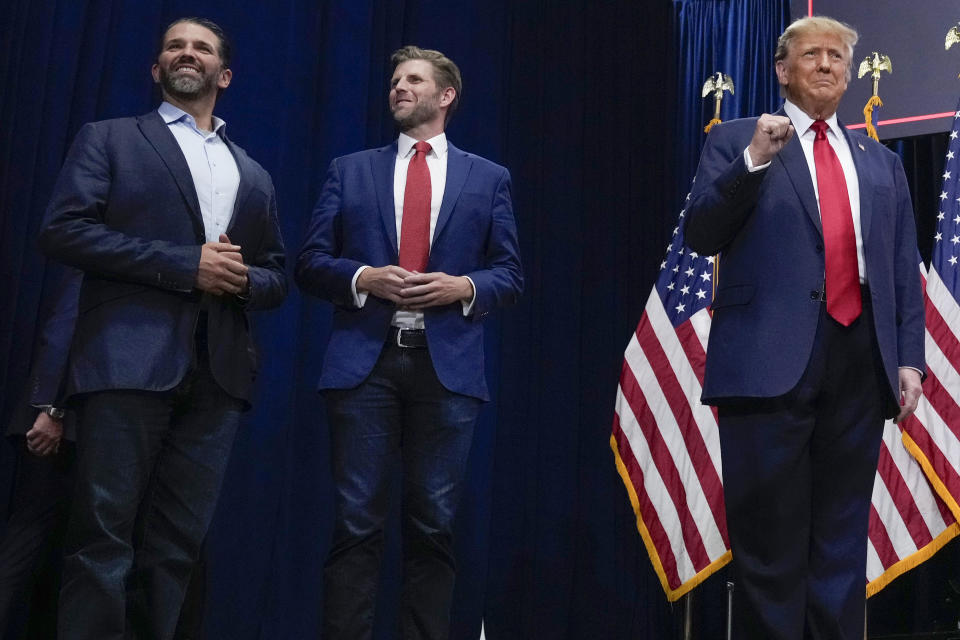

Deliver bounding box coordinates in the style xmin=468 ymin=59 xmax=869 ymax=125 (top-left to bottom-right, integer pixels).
xmin=725 ymin=581 xmax=734 ymax=640
xmin=681 ymin=590 xmax=694 ymax=640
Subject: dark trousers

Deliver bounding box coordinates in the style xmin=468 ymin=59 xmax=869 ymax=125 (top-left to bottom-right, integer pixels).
xmin=718 ymin=295 xmax=892 ymax=640
xmin=322 ymin=340 xmax=482 ymax=640
xmin=58 ymin=352 xmax=241 ymax=640
xmin=0 ymin=437 xmax=208 ymax=640
xmin=0 ymin=437 xmax=74 ymax=639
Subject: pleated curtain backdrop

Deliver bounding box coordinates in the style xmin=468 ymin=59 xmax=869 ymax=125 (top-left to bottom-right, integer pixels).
xmin=0 ymin=1 xmax=887 ymax=639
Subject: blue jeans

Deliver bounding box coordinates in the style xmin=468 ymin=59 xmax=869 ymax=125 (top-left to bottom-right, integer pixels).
xmin=322 ymin=341 xmax=482 ymax=640
xmin=58 ymin=348 xmax=242 ymax=640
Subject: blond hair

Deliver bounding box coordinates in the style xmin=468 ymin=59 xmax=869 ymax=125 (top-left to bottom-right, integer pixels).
xmin=775 ymin=16 xmax=858 ymax=78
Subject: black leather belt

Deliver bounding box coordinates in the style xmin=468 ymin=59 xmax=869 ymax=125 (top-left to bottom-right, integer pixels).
xmin=388 ymin=327 xmax=427 ymax=349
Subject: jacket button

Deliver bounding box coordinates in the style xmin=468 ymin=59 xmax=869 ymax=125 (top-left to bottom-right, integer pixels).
xmin=815 ymin=244 xmax=824 ymax=253
xmin=810 ymin=290 xmax=821 ymax=300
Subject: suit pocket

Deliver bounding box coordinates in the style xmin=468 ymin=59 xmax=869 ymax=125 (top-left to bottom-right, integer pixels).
xmin=711 ymin=284 xmax=755 ymax=309
xmin=78 ymin=280 xmax=149 ymax=313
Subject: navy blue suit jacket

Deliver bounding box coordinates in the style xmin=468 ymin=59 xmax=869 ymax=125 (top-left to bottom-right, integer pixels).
xmin=685 ymin=114 xmax=925 ymax=414
xmin=38 ymin=110 xmax=287 ymax=405
xmin=295 ymin=142 xmax=523 ymax=401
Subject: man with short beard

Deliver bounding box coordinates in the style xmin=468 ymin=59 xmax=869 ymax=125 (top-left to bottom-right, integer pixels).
xmin=296 ymin=46 xmax=523 ymax=640
xmin=39 ymin=17 xmax=286 ymax=640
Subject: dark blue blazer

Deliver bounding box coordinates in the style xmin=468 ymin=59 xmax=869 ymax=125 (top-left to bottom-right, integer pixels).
xmin=295 ymin=142 xmax=523 ymax=401
xmin=38 ymin=110 xmax=287 ymax=405
xmin=685 ymin=114 xmax=925 ymax=413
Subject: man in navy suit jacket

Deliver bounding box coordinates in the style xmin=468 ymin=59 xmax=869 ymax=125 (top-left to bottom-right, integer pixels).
xmin=296 ymin=46 xmax=522 ymax=640
xmin=39 ymin=18 xmax=286 ymax=640
xmin=686 ymin=16 xmax=924 ymax=640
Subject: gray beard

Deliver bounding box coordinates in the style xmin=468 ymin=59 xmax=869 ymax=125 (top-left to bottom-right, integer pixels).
xmin=160 ymin=68 xmax=216 ymax=101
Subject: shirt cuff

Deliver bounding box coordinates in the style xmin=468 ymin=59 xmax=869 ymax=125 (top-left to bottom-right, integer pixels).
xmin=743 ymin=147 xmax=770 ymax=173
xmin=899 ymin=366 xmax=923 ymax=376
xmin=351 ymin=266 xmax=370 ymax=308
xmin=461 ymin=276 xmax=477 ymax=316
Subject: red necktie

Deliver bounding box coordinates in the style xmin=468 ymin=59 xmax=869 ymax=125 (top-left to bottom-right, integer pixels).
xmin=811 ymin=120 xmax=861 ymax=326
xmin=398 ymin=141 xmax=432 ymax=272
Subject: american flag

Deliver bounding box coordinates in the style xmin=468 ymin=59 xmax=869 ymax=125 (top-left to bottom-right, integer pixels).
xmin=611 ymin=192 xmax=730 ymax=601
xmin=613 ymin=124 xmax=960 ymax=599
xmin=888 ymin=103 xmax=960 ymax=583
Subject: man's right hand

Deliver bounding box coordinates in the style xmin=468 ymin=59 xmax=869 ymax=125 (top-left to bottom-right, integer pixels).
xmin=356 ymin=265 xmax=414 ymax=304
xmin=747 ymin=113 xmax=794 ymax=166
xmin=197 ymin=241 xmax=248 ymax=295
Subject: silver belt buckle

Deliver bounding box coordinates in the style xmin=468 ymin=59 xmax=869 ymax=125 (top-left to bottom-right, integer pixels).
xmin=396 ymin=328 xmax=410 ymax=348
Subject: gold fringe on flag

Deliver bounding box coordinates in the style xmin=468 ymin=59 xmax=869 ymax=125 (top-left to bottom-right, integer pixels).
xmin=703 ymin=118 xmax=722 ymax=133
xmin=863 ymin=95 xmax=883 ymax=141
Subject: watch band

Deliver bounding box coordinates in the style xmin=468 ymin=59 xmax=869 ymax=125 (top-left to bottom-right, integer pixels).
xmin=41 ymin=406 xmax=65 ymax=419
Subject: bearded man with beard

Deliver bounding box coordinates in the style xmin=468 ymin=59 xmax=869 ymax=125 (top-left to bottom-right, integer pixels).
xmin=296 ymin=46 xmax=522 ymax=640
xmin=38 ymin=17 xmax=286 ymax=640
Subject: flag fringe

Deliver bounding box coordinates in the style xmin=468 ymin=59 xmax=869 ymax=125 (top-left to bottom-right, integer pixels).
xmin=703 ymin=118 xmax=722 ymax=133
xmin=863 ymin=95 xmax=883 ymax=142
xmin=901 ymin=431 xmax=960 ymax=523
xmin=866 ymin=522 xmax=960 ymax=597
xmin=610 ymin=434 xmax=731 ymax=601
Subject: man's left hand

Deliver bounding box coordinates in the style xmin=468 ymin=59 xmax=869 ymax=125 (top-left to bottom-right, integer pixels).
xmin=894 ymin=368 xmax=923 ymax=424
xmin=26 ymin=412 xmax=64 ymax=456
xmin=398 ymin=272 xmax=473 ymax=309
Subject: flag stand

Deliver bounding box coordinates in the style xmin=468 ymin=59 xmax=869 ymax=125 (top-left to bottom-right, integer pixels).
xmin=726 ymin=581 xmax=734 ymax=640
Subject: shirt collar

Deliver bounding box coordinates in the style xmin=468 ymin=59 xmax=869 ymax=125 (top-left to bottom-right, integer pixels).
xmin=397 ymin=131 xmax=448 ymax=158
xmin=158 ymin=101 xmax=227 ymax=136
xmin=783 ymin=99 xmax=841 ymax=140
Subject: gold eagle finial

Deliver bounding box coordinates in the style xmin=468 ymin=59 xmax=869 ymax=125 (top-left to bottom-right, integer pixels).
xmin=947 ymin=24 xmax=960 ymax=77
xmin=701 ymin=72 xmax=735 ymax=133
xmin=857 ymin=52 xmax=892 ymax=96
xmin=946 ymin=25 xmax=960 ymax=50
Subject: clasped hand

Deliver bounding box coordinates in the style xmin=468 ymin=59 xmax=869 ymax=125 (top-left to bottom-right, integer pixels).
xmin=357 ymin=265 xmax=473 ymax=309
xmin=196 ymin=233 xmax=249 ymax=296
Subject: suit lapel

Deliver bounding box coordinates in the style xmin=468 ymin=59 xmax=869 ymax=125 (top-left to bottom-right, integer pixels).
xmin=223 ymin=135 xmax=254 ymax=235
xmin=372 ymin=143 xmax=399 ymax=256
xmin=842 ymin=123 xmax=873 ymax=244
xmin=138 ymin=111 xmax=205 ymax=236
xmin=775 ymin=109 xmax=822 ymax=235
xmin=433 ymin=143 xmax=471 ymax=245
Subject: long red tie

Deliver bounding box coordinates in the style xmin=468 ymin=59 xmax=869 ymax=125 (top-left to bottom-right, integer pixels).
xmin=811 ymin=120 xmax=861 ymax=326
xmin=398 ymin=140 xmax=432 ymax=272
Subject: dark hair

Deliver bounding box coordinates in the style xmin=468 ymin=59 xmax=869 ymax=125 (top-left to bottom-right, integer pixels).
xmin=157 ymin=17 xmax=232 ymax=68
xmin=390 ymin=45 xmax=462 ymax=123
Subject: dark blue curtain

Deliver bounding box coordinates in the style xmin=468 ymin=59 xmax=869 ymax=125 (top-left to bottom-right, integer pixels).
xmin=9 ymin=1 xmax=931 ymax=639
xmin=674 ymin=0 xmax=790 ymax=200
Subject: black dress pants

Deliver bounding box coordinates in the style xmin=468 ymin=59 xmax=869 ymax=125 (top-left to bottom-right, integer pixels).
xmin=719 ymin=293 xmax=893 ymax=640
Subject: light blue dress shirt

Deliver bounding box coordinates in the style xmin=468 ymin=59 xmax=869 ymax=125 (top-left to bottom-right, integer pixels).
xmin=158 ymin=101 xmax=240 ymax=243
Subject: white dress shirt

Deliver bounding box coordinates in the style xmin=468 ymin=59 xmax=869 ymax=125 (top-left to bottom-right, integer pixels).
xmin=158 ymin=102 xmax=240 ymax=243
xmin=744 ymin=99 xmax=865 ymax=281
xmin=351 ymin=132 xmax=475 ymax=328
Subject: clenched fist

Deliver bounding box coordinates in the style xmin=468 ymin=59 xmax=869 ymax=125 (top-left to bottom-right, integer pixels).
xmin=747 ymin=114 xmax=794 ymax=167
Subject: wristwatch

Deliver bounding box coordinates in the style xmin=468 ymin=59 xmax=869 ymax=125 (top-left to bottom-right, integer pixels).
xmin=40 ymin=406 xmax=65 ymax=419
